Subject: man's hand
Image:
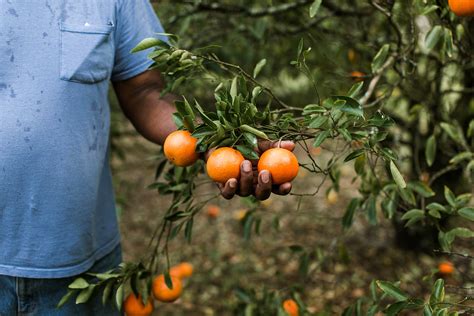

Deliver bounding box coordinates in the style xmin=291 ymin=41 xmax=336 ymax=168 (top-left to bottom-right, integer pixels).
xmin=215 ymin=140 xmax=295 ymax=200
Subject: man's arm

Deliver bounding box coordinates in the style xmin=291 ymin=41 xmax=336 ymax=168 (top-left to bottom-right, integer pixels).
xmin=113 ymin=69 xmax=177 ymax=145
xmin=113 ymin=69 xmax=293 ymax=200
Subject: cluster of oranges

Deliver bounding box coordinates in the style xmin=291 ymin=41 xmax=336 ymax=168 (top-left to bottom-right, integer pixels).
xmin=123 ymin=262 xmax=193 ymax=316
xmin=163 ymin=130 xmax=299 ymax=185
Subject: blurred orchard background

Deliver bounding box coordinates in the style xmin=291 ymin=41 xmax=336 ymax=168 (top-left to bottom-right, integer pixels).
xmin=107 ymin=0 xmax=473 ymax=315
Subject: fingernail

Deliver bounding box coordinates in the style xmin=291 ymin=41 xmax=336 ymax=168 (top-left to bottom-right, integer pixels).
xmin=243 ymin=161 xmax=251 ymax=172
xmin=261 ymin=171 xmax=269 ymax=183
xmin=229 ymin=180 xmax=237 ymax=188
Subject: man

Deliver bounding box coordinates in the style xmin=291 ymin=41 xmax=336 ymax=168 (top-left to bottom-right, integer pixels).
xmin=0 ymin=0 xmax=293 ymax=314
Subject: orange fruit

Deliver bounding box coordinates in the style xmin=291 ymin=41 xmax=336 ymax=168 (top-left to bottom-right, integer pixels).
xmin=350 ymin=71 xmax=365 ymax=82
xmin=311 ymin=146 xmax=322 ymax=156
xmin=438 ymin=261 xmax=454 ymax=275
xmin=163 ymin=130 xmax=199 ymax=167
xmin=152 ymin=275 xmax=183 ymax=303
xmin=257 ymin=148 xmax=299 ymax=185
xmin=170 ymin=262 xmax=194 ymax=279
xmin=327 ymin=189 xmax=339 ymax=205
xmin=206 ymin=205 xmax=221 ymax=218
xmin=206 ymin=147 xmax=245 ymax=183
xmin=282 ymin=299 xmax=299 ymax=316
xmin=448 ymin=0 xmax=474 ymax=16
xmin=123 ymin=294 xmax=153 ymax=316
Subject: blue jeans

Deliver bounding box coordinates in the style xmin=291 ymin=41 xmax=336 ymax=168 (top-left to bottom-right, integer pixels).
xmin=0 ymin=245 xmax=122 ymax=316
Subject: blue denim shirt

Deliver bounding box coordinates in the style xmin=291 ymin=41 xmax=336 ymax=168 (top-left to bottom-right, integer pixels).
xmin=0 ymin=0 xmax=165 ymax=278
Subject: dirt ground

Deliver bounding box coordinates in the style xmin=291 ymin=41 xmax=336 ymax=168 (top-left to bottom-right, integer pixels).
xmin=112 ymin=122 xmax=472 ymax=315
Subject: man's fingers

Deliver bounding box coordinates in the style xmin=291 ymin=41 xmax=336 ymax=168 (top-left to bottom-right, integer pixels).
xmin=239 ymin=161 xmax=253 ymax=197
xmin=276 ymin=140 xmax=295 ymax=152
xmin=257 ymin=140 xmax=295 ymax=153
xmin=218 ymin=179 xmax=238 ymax=200
xmin=272 ymin=182 xmax=292 ymax=195
xmin=255 ymin=170 xmax=272 ymax=200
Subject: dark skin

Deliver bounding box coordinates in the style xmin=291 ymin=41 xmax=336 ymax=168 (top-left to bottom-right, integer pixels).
xmin=113 ymin=69 xmax=294 ymax=200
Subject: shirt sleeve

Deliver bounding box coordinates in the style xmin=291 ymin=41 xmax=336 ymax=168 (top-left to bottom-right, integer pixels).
xmin=111 ymin=0 xmax=167 ymax=82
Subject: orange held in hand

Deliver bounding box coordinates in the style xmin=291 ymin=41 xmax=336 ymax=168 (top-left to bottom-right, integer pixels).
xmin=448 ymin=0 xmax=474 ymax=16
xmin=163 ymin=130 xmax=199 ymax=167
xmin=170 ymin=262 xmax=194 ymax=279
xmin=438 ymin=261 xmax=454 ymax=276
xmin=258 ymin=148 xmax=299 ymax=185
xmin=282 ymin=299 xmax=299 ymax=316
xmin=206 ymin=147 xmax=245 ymax=183
xmin=152 ymin=275 xmax=183 ymax=303
xmin=123 ymin=294 xmax=153 ymax=316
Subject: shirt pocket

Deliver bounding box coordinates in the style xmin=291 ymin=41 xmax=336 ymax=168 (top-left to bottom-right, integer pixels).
xmin=60 ymin=22 xmax=115 ymax=84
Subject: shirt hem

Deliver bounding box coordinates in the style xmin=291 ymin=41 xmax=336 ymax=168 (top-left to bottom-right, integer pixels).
xmin=0 ymin=235 xmax=121 ymax=279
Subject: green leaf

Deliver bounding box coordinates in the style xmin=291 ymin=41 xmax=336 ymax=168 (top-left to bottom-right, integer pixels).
xmin=444 ymin=186 xmax=456 ymax=207
xmin=430 ymin=279 xmax=445 ymax=306
xmin=455 ymin=193 xmax=472 ymax=207
xmin=343 ymin=198 xmax=359 ymax=229
xmin=102 ymin=281 xmax=114 ymax=306
xmin=57 ymin=290 xmax=75 ymax=308
xmin=184 ymin=218 xmax=193 ymax=243
xmin=385 ymin=301 xmax=408 ymax=316
xmin=191 ymin=99 xmax=216 ymax=130
xmin=448 ymin=227 xmax=474 ymax=239
xmin=367 ymin=195 xmax=377 ymax=225
xmin=428 ymin=209 xmax=441 ymax=219
xmin=427 ymin=203 xmax=447 ymax=213
xmin=371 ymin=44 xmax=390 ymax=73
xmin=230 ymin=77 xmax=238 ymax=101
xmin=236 ymin=145 xmax=259 ymax=160
xmin=376 ymin=281 xmax=409 ymax=301
xmin=309 ymin=116 xmax=329 ymax=129
xmin=253 ymin=59 xmax=267 ymax=78
xmin=407 ymin=181 xmax=435 ymax=198
xmin=68 ymin=278 xmax=89 ymax=290
xmin=76 ymin=286 xmax=95 ymax=304
xmin=449 ymin=152 xmax=472 ymax=164
xmin=399 ymin=188 xmax=416 ymax=206
xmin=240 ymin=124 xmax=269 ymax=140
xmin=131 ymin=37 xmax=168 ymax=53
xmin=402 ymin=209 xmax=425 ymax=227
xmin=370 ymin=280 xmax=378 ymax=301
xmin=390 ymin=161 xmax=406 ymax=189
xmin=251 ymin=86 xmax=263 ymax=102
xmin=440 ymin=122 xmax=464 ymax=145
xmin=309 ymin=0 xmax=322 ymax=17
xmin=115 ymin=284 xmax=124 ymax=311
xmin=303 ymin=104 xmax=326 ymax=115
xmin=443 ymin=28 xmax=454 ymax=58
xmin=420 ymin=5 xmax=439 ymax=15
xmin=340 ymin=104 xmax=364 ymax=118
xmin=344 ymin=149 xmax=365 ymax=162
xmin=243 ymin=132 xmax=258 ymax=148
xmin=423 ymin=305 xmax=433 ymax=316
xmin=401 ymin=209 xmax=425 ymax=221
xmin=348 ymin=82 xmax=364 ymax=98
xmin=458 ymin=207 xmax=474 ymax=221
xmin=425 ymin=25 xmax=443 ymax=51
xmin=313 ymin=130 xmax=330 ymax=147
xmin=425 ymin=135 xmax=436 ymax=167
